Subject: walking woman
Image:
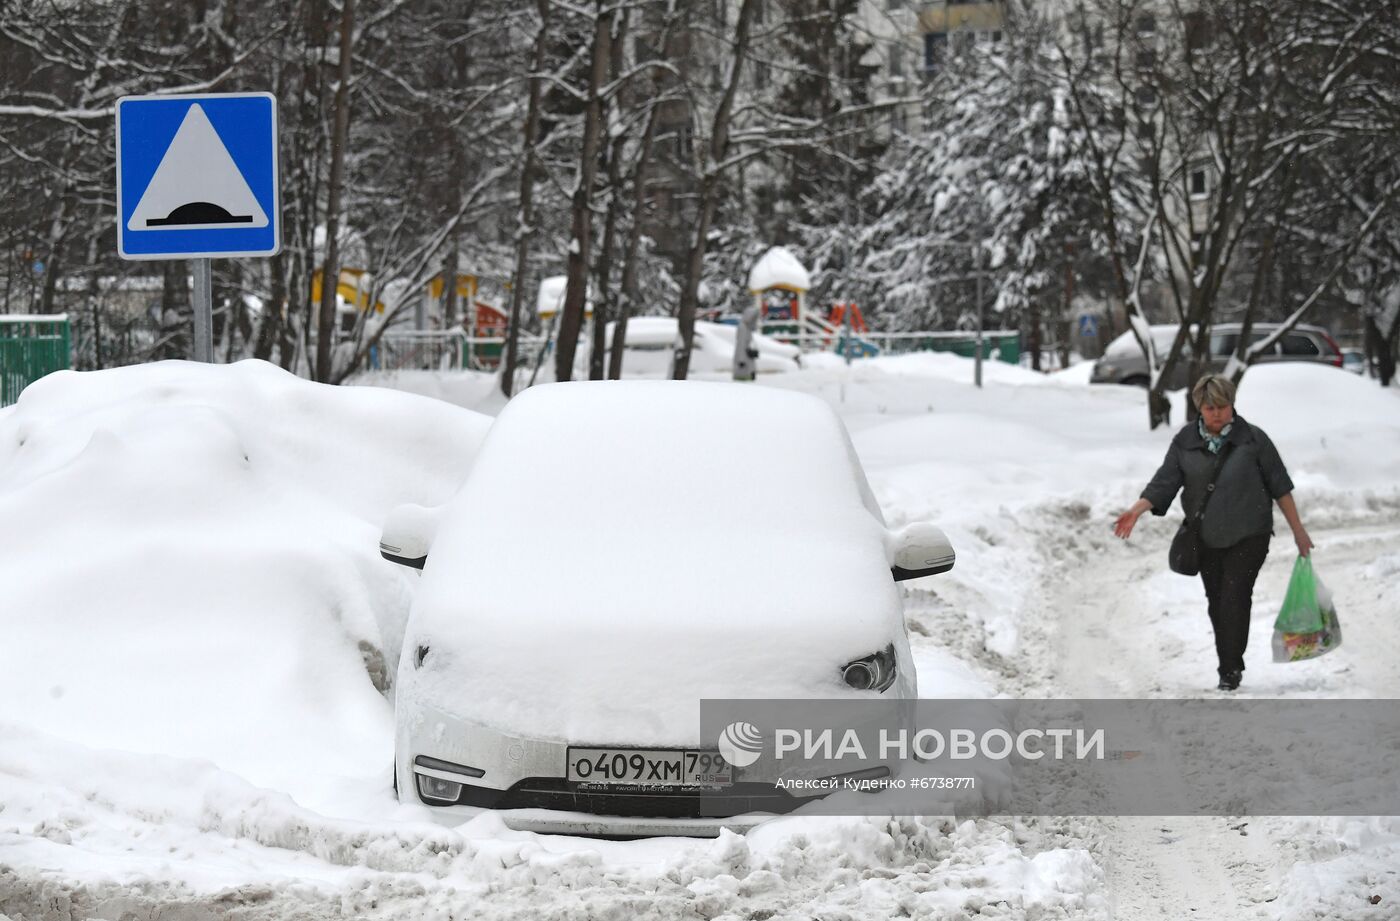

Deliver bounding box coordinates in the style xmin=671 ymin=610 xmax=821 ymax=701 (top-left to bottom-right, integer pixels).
xmin=1113 ymin=374 xmax=1314 ymax=691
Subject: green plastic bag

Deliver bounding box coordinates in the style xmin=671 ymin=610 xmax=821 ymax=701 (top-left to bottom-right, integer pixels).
xmin=1274 ymin=557 xmax=1325 ymax=634
xmin=1272 ymin=556 xmax=1342 ymax=663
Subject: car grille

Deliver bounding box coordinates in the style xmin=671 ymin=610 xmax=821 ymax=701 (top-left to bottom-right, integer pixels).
xmin=456 ymin=778 xmax=811 ymax=818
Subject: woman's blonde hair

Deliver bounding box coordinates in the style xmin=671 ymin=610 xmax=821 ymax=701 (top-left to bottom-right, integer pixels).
xmin=1192 ymin=373 xmax=1237 ymax=409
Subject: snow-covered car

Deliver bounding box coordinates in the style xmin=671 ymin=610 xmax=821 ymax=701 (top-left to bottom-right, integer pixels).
xmin=601 ymin=316 xmax=801 ymax=377
xmin=379 ymin=381 xmax=954 ymax=836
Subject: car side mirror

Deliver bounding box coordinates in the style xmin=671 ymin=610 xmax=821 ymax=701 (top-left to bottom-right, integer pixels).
xmin=379 ymin=503 xmax=443 ymax=570
xmin=888 ymin=522 xmax=956 ymax=581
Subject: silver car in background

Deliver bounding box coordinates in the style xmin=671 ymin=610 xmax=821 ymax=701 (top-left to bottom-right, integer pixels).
xmin=1090 ymin=322 xmax=1343 ymax=389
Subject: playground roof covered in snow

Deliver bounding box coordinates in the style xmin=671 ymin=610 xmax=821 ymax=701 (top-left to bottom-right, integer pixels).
xmin=747 ymin=246 xmax=811 ymax=294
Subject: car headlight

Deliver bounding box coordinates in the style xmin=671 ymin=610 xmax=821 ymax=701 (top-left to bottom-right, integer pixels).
xmin=842 ymin=644 xmax=897 ymax=693
xmin=1094 ymin=363 xmax=1118 ymax=377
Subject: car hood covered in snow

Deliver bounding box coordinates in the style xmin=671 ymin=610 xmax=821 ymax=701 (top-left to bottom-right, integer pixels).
xmin=401 ymin=381 xmax=908 ymax=746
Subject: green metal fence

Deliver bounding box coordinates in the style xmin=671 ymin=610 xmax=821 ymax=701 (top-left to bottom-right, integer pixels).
xmin=1 ymin=314 xmax=71 ymax=408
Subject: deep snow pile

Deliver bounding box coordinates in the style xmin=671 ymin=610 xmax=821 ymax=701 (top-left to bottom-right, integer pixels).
xmin=4 ymin=353 xmax=1398 ymax=920
xmin=0 ymin=358 xmax=1106 ymax=921
xmin=0 ymin=360 xmax=490 ymax=812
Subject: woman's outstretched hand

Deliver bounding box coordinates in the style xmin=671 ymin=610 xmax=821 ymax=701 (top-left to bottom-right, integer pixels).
xmin=1114 ymin=499 xmax=1153 ymax=540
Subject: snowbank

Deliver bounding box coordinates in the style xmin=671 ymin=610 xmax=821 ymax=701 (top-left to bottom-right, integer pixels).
xmin=5 ymin=349 xmax=1394 ymax=917
xmin=1231 ymin=362 xmax=1400 ymax=497
xmin=0 ymin=360 xmax=490 ymax=810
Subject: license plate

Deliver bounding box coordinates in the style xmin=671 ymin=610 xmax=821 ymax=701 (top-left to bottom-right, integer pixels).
xmin=566 ymin=748 xmax=733 ymax=786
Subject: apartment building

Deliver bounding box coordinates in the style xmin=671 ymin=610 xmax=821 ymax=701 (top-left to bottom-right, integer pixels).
xmin=857 ymin=1 xmax=1007 ymax=136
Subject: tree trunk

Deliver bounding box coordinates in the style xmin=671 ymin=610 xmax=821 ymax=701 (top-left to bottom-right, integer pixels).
xmin=590 ymin=179 xmax=618 ymax=381
xmin=158 ymin=260 xmax=190 ymax=360
xmin=554 ymin=2 xmax=612 ymax=383
xmin=673 ymin=0 xmax=761 ymax=381
xmin=255 ymin=253 xmax=286 ymax=363
xmin=502 ymin=0 xmax=550 ymax=398
xmin=589 ymin=10 xmax=632 ymax=382
xmin=1369 ymin=314 xmax=1397 ymax=387
xmin=314 ymin=0 xmax=355 ymax=383
xmin=443 ymin=231 xmax=460 ymax=330
xmin=608 ymin=102 xmax=663 ymax=381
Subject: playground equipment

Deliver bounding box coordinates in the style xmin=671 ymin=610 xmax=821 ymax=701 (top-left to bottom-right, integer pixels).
xmin=536 ymin=275 xmax=593 ymax=323
xmin=311 ymin=267 xmax=386 ymax=318
xmin=747 ymin=246 xmax=809 ymax=327
xmin=426 ymin=272 xmax=508 ymax=368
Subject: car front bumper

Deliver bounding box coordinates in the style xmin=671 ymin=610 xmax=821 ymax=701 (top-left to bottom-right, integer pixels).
xmin=395 ymin=703 xmax=813 ymax=834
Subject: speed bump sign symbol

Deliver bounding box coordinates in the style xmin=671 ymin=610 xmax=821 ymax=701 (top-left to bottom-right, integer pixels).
xmin=115 ymin=93 xmax=280 ymax=260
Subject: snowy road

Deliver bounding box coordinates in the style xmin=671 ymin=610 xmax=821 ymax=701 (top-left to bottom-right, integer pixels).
xmin=1033 ymin=514 xmax=1400 ymax=700
xmin=1009 ymin=509 xmax=1400 ymax=921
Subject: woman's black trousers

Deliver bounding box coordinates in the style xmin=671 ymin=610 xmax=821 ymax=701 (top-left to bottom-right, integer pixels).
xmin=1198 ymin=533 xmax=1271 ymax=676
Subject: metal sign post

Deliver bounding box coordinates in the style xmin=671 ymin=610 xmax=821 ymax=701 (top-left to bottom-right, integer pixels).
xmin=115 ymin=93 xmax=280 ymax=363
xmin=191 ymin=258 xmax=213 ymax=362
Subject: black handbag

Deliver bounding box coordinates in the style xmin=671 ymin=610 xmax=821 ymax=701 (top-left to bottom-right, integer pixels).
xmin=1168 ymin=444 xmax=1232 ymax=576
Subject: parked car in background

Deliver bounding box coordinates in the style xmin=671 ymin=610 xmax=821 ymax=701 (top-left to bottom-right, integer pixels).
xmin=1341 ymin=348 xmax=1367 ymax=375
xmin=379 ymin=382 xmax=955 ymax=836
xmin=1090 ymin=322 xmax=1343 ymax=389
xmin=598 ymin=317 xmax=801 ymax=377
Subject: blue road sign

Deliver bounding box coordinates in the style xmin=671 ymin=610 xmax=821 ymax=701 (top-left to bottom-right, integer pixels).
xmin=116 ymin=93 xmax=280 ymax=260
xmin=1078 ymin=313 xmax=1099 ymax=338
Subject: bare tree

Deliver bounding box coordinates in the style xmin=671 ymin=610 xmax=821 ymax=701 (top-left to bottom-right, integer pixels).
xmin=671 ymin=0 xmax=761 ymax=381
xmin=502 ymin=0 xmax=552 ymax=397
xmin=553 ymin=1 xmax=614 ymax=382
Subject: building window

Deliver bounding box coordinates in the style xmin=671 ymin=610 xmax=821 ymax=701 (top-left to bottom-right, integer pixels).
xmin=1136 ymin=13 xmax=1156 ymax=36
xmin=1136 ymin=49 xmax=1156 ymax=71
xmin=886 ymin=0 xmax=902 ymax=8
xmin=923 ymin=32 xmax=947 ymax=73
xmin=1185 ymin=11 xmax=1213 ymax=52
xmin=889 ymin=42 xmax=904 ymax=77
xmin=1135 ymin=84 xmax=1158 ymax=107
xmin=1190 ymin=232 xmax=1205 ymax=264
xmin=991 ymin=30 xmax=1003 ymax=43
xmin=1189 ymin=168 xmax=1209 ymax=199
